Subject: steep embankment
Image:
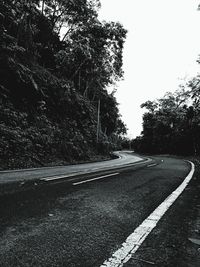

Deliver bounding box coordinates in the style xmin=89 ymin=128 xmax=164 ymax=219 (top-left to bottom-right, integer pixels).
xmin=0 ymin=56 xmax=101 ymax=169
xmin=0 ymin=1 xmax=127 ymax=169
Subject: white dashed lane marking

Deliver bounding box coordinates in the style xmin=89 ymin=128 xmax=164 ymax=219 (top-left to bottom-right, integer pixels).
xmin=147 ymin=163 xmax=157 ymax=168
xmin=41 ymin=173 xmax=83 ymax=182
xmin=73 ymin=173 xmax=119 ymax=186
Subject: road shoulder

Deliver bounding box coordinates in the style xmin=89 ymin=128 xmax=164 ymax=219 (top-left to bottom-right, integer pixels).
xmin=125 ymin=156 xmax=200 ymax=267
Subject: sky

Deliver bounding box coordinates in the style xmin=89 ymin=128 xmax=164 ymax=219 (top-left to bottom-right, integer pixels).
xmin=98 ymin=0 xmax=200 ymax=138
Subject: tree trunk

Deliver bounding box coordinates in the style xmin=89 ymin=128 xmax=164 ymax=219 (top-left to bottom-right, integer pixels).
xmin=41 ymin=0 xmax=45 ymax=15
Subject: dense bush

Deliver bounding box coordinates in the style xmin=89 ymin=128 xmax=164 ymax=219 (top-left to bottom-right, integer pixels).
xmin=133 ymin=89 xmax=200 ymax=156
xmin=0 ymin=1 xmax=128 ymax=169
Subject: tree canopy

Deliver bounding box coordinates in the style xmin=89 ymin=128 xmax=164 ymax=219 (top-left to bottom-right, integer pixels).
xmin=133 ymin=85 xmax=200 ymax=155
xmin=0 ymin=0 xmax=127 ymax=169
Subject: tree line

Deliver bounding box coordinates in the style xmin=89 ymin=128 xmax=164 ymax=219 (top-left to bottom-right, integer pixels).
xmin=0 ymin=0 xmax=127 ymax=168
xmin=133 ymin=81 xmax=200 ymax=155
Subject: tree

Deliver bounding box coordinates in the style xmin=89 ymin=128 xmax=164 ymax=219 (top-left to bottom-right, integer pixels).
xmin=55 ymin=19 xmax=127 ymax=99
xmin=0 ymin=0 xmax=128 ymax=169
xmin=135 ymin=88 xmax=198 ymax=155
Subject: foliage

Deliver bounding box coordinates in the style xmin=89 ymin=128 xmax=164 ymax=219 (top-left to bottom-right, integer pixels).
xmin=0 ymin=0 xmax=127 ymax=169
xmin=133 ymin=86 xmax=200 ymax=155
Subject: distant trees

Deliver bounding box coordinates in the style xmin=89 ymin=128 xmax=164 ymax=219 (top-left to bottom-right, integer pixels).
xmin=133 ymin=87 xmax=200 ymax=155
xmin=133 ymin=2 xmax=200 ymax=156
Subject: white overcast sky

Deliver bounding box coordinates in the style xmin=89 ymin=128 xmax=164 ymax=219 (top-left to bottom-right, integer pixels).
xmin=99 ymin=0 xmax=200 ymax=138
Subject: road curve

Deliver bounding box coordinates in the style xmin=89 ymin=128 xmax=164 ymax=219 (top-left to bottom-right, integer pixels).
xmin=0 ymin=156 xmax=195 ymax=267
xmin=0 ymin=151 xmax=146 ymax=184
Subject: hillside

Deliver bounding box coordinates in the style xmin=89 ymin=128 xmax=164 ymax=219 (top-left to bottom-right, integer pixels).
xmin=0 ymin=0 xmax=127 ymax=169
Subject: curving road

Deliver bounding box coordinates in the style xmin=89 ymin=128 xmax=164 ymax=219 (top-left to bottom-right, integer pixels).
xmin=0 ymin=155 xmax=196 ymax=266
xmin=0 ymin=151 xmax=146 ymax=184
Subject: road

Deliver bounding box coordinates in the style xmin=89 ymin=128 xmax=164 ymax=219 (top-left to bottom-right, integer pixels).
xmin=0 ymin=151 xmax=144 ymax=184
xmin=0 ymin=153 xmax=196 ymax=266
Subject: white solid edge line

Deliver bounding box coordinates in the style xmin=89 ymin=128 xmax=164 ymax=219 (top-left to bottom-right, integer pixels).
xmin=73 ymin=173 xmax=119 ymax=186
xmin=100 ymin=161 xmax=195 ymax=267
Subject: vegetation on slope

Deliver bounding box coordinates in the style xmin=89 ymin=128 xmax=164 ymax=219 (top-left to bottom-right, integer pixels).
xmin=0 ymin=0 xmax=127 ymax=169
xmin=133 ymin=83 xmax=200 ymax=155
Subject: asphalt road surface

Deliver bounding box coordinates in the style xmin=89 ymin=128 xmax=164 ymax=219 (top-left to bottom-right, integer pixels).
xmin=0 ymin=154 xmax=196 ymax=266
xmin=0 ymin=151 xmax=144 ymax=184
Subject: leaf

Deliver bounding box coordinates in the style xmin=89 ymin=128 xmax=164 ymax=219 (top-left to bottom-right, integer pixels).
xmin=189 ymin=238 xmax=200 ymax=245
